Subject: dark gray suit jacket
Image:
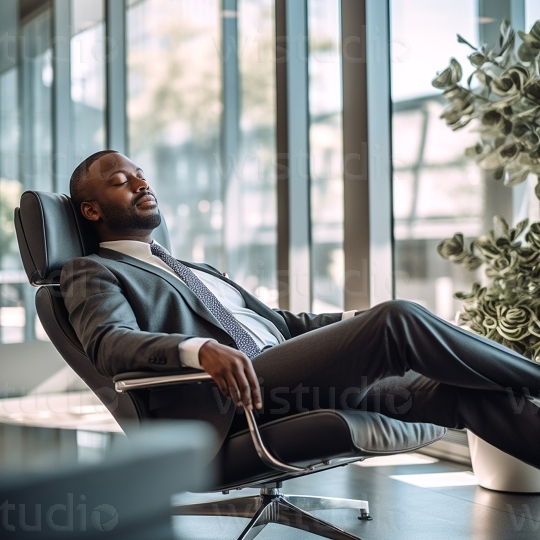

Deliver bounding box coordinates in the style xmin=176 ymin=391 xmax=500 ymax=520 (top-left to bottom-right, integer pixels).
xmin=60 ymin=248 xmax=342 ymax=446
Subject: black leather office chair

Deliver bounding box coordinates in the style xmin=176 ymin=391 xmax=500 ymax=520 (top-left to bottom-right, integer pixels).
xmin=15 ymin=190 xmax=446 ymax=540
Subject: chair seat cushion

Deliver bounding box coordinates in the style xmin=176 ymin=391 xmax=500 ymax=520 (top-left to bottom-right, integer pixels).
xmin=213 ymin=409 xmax=446 ymax=490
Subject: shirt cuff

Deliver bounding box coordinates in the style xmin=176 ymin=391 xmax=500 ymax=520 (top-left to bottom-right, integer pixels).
xmin=341 ymin=310 xmax=357 ymax=321
xmin=178 ymin=338 xmax=216 ymax=370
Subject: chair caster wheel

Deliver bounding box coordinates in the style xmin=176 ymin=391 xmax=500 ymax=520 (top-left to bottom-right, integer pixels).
xmin=359 ymin=510 xmax=373 ymax=521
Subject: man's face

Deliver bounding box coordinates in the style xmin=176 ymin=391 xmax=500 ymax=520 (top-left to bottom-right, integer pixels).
xmin=84 ymin=153 xmax=161 ymax=232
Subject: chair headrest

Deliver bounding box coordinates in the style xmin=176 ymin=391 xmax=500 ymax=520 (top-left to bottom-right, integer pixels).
xmin=15 ymin=191 xmax=171 ymax=286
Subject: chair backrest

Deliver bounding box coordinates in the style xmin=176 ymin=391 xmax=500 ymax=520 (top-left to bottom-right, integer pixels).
xmin=14 ymin=191 xmax=172 ymax=431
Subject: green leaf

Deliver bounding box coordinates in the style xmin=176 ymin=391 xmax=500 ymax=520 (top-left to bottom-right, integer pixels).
xmin=512 ymin=120 xmax=530 ymax=138
xmin=469 ymin=51 xmax=487 ymax=67
xmin=451 ymin=58 xmax=463 ymax=82
xmin=526 ymin=83 xmax=540 ymax=102
xmin=498 ymin=142 xmax=519 ymax=161
xmin=472 ymin=69 xmax=492 ymax=87
xmin=465 ymin=142 xmax=483 ymax=157
xmin=437 ymin=233 xmax=465 ymax=260
xmin=492 ymin=76 xmax=517 ymax=96
xmin=529 ymin=20 xmax=540 ymax=42
xmin=464 ymin=256 xmax=484 ymax=271
xmin=514 ymin=218 xmax=530 ymax=239
xmin=499 ymin=19 xmax=512 ymax=46
xmin=432 ymin=68 xmax=452 ymax=89
xmin=518 ymin=30 xmax=540 ymax=45
xmin=504 ymin=167 xmax=529 ymax=186
xmin=522 ymin=131 xmax=540 ymax=151
xmin=493 ymin=215 xmax=510 ymax=239
xmin=433 ymin=58 xmax=463 ymax=89
xmin=518 ymin=40 xmax=540 ymax=62
xmin=441 ymin=107 xmax=463 ymax=125
xmin=443 ymin=86 xmax=469 ymax=101
xmin=477 ymin=149 xmax=503 ymax=170
xmin=450 ymin=117 xmax=472 ymax=130
xmin=494 ymin=137 xmax=507 ymax=149
xmin=457 ymin=34 xmax=478 ymax=51
xmin=481 ymin=110 xmax=503 ymax=126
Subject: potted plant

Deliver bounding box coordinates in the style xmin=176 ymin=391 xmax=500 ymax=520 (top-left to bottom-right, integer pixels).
xmin=438 ymin=217 xmax=540 ymax=492
xmin=432 ymin=19 xmax=540 ymax=192
xmin=434 ymin=19 xmax=540 ymax=492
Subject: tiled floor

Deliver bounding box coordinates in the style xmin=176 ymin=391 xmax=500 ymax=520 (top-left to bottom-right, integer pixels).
xmin=1 ymin=389 xmax=538 ymax=539
xmin=172 ymin=454 xmax=540 ymax=540
xmin=0 ymin=390 xmax=121 ymax=432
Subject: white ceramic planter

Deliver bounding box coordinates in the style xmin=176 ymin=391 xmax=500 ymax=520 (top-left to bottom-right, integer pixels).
xmin=467 ymin=431 xmax=540 ymax=493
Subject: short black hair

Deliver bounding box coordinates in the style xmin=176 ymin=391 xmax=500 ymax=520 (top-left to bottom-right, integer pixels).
xmin=69 ymin=150 xmax=119 ymax=212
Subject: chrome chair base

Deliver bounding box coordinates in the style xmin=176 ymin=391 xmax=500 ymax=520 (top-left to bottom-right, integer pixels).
xmin=173 ymin=486 xmax=371 ymax=540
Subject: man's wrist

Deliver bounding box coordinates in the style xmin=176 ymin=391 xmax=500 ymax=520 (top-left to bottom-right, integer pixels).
xmin=178 ymin=337 xmax=216 ymax=370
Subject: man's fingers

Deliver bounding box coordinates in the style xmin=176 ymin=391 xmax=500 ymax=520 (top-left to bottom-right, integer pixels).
xmin=239 ymin=378 xmax=253 ymax=410
xmin=200 ymin=345 xmax=261 ymax=410
xmin=244 ymin=363 xmax=262 ymax=409
xmin=236 ymin=371 xmax=253 ymax=410
xmin=215 ymin=376 xmax=231 ymax=400
xmin=224 ymin=373 xmax=242 ymax=406
xmin=228 ymin=368 xmax=253 ymax=410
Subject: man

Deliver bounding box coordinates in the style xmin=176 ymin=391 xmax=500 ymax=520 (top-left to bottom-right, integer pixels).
xmin=61 ymin=150 xmax=540 ymax=467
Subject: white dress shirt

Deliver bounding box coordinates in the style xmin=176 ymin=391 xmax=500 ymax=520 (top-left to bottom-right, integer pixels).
xmin=99 ymin=240 xmax=356 ymax=370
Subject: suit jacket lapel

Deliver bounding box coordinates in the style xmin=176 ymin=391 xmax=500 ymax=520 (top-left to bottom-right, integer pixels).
xmin=97 ymin=248 xmax=292 ymax=341
xmin=97 ymin=248 xmax=228 ymax=334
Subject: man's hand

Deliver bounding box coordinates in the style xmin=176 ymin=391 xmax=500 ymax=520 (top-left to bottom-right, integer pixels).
xmin=199 ymin=341 xmax=262 ymax=411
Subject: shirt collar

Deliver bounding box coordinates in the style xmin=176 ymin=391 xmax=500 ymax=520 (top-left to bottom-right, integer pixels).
xmin=99 ymin=239 xmax=168 ymax=259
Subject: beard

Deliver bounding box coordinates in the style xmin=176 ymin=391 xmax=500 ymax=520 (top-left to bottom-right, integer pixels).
xmin=99 ymin=201 xmax=162 ymax=232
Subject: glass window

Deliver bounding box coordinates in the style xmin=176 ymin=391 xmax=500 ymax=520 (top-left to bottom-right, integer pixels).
xmin=1 ymin=7 xmax=53 ymax=344
xmin=70 ymin=0 xmax=106 ymax=164
xmin=308 ymin=0 xmax=344 ymax=312
xmin=0 ymin=67 xmax=26 ymax=344
xmin=512 ymin=2 xmax=540 ymax=226
xmin=526 ymin=1 xmax=540 ymax=30
xmin=21 ymin=8 xmax=53 ymax=192
xmin=233 ymin=0 xmax=278 ymax=305
xmin=0 ymin=5 xmax=53 ymax=344
xmin=390 ymin=0 xmax=482 ymax=320
xmin=127 ymin=0 xmax=223 ymax=269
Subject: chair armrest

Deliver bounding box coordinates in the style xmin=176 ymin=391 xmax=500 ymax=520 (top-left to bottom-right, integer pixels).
xmin=112 ymin=370 xmax=304 ymax=474
xmin=113 ymin=370 xmax=212 ymax=393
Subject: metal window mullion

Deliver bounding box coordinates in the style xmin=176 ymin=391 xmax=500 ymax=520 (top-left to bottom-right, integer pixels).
xmin=341 ymin=0 xmax=393 ymax=310
xmin=275 ymin=0 xmax=289 ymax=310
xmin=221 ymin=0 xmax=241 ymax=277
xmin=106 ymin=0 xmax=127 ymax=154
xmin=275 ymin=0 xmax=312 ymax=313
xmin=341 ymin=0 xmax=370 ymax=310
xmin=52 ymin=0 xmax=72 ymax=194
xmin=0 ymin=0 xmax=18 ymax=75
xmin=366 ymin=0 xmax=393 ymax=306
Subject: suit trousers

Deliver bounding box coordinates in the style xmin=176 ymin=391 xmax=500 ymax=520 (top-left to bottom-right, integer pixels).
xmin=229 ymin=300 xmax=540 ymax=468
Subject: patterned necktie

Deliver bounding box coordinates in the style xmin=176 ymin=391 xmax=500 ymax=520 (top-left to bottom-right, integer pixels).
xmin=150 ymin=242 xmax=261 ymax=360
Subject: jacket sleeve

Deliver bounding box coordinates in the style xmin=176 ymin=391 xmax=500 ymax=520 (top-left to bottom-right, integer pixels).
xmin=60 ymin=257 xmax=190 ymax=379
xmin=273 ymin=310 xmax=343 ymax=338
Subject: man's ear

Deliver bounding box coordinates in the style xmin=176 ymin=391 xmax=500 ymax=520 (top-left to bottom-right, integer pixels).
xmin=80 ymin=201 xmax=101 ymax=222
